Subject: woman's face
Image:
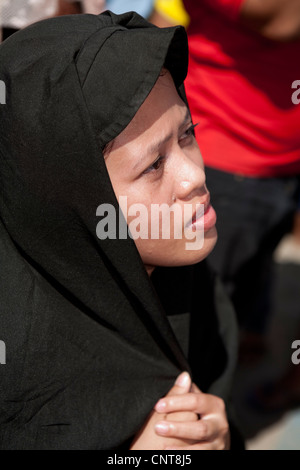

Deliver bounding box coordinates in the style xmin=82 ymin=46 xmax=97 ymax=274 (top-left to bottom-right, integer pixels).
xmin=104 ymin=71 xmax=217 ymax=275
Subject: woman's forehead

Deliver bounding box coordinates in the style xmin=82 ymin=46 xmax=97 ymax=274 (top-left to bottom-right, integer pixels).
xmin=109 ymin=73 xmax=188 ymax=151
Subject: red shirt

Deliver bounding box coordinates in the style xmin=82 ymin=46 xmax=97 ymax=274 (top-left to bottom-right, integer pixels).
xmin=184 ymin=0 xmax=300 ymax=177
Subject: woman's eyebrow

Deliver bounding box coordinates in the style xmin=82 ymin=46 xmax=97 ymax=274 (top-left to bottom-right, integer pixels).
xmin=132 ymin=109 xmax=192 ymax=172
xmin=146 ymin=109 xmax=192 ymax=156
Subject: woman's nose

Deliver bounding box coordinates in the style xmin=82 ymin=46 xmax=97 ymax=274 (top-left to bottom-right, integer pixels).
xmin=174 ymin=153 xmax=207 ymax=201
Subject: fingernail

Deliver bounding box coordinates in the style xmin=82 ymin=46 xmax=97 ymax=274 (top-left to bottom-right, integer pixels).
xmin=155 ymin=399 xmax=166 ymax=412
xmin=155 ymin=422 xmax=169 ymax=435
xmin=175 ymin=371 xmax=190 ymax=387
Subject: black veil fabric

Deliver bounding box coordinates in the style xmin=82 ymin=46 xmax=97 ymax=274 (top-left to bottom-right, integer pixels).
xmin=0 ymin=11 xmax=238 ymax=449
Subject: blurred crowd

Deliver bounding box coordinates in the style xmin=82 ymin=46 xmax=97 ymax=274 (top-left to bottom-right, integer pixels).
xmin=1 ymin=0 xmax=300 ymax=447
xmin=0 ymin=0 xmax=155 ymax=40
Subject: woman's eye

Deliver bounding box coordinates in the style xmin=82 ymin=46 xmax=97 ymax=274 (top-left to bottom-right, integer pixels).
xmin=143 ymin=155 xmax=165 ymax=174
xmin=142 ymin=123 xmax=198 ymax=176
xmin=179 ymin=123 xmax=199 ymax=142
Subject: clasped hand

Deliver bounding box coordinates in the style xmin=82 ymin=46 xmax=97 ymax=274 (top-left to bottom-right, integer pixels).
xmin=130 ymin=372 xmax=230 ymax=450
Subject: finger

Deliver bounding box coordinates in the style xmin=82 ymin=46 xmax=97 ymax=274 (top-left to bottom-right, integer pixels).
xmin=155 ymin=372 xmax=195 ymax=421
xmin=166 ymin=371 xmax=192 ymax=396
xmin=165 ymin=432 xmax=229 ymax=450
xmin=164 ymin=441 xmax=221 ymax=450
xmin=155 ymin=392 xmax=206 ymax=414
xmin=154 ymin=372 xmax=192 ymax=413
xmin=154 ymin=371 xmax=192 ymax=412
xmin=154 ymin=372 xmax=196 ymax=422
xmin=155 ymin=419 xmax=212 ymax=441
xmin=165 ymin=410 xmax=198 ymax=423
xmin=155 ymin=392 xmax=225 ymax=416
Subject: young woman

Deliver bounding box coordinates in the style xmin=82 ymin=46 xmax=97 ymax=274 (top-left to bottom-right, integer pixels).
xmin=0 ymin=11 xmax=240 ymax=449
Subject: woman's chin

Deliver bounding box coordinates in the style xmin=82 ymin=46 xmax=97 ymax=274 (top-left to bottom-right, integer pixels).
xmin=140 ymin=226 xmax=218 ymax=269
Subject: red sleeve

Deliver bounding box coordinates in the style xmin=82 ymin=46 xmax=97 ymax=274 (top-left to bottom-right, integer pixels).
xmin=184 ymin=0 xmax=244 ymax=22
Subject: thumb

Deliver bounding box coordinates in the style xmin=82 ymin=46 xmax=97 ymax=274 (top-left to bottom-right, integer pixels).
xmin=165 ymin=371 xmax=192 ymax=397
xmin=154 ymin=372 xmax=195 ymax=422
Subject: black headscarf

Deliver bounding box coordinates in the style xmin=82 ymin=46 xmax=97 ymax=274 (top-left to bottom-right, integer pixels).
xmin=0 ymin=11 xmax=238 ymax=449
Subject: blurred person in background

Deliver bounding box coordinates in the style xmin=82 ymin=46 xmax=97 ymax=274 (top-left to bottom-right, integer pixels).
xmin=0 ymin=0 xmax=58 ymax=41
xmin=0 ymin=0 xmax=82 ymax=42
xmin=100 ymin=0 xmax=154 ymax=18
xmin=151 ymin=0 xmax=300 ymax=366
xmin=150 ymin=0 xmax=189 ymax=27
xmin=0 ymin=0 xmax=156 ymax=41
xmin=63 ymin=0 xmax=155 ymax=17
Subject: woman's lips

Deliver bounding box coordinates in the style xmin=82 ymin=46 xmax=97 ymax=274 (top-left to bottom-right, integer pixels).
xmin=201 ymin=204 xmax=217 ymax=231
xmin=186 ymin=201 xmax=217 ymax=232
